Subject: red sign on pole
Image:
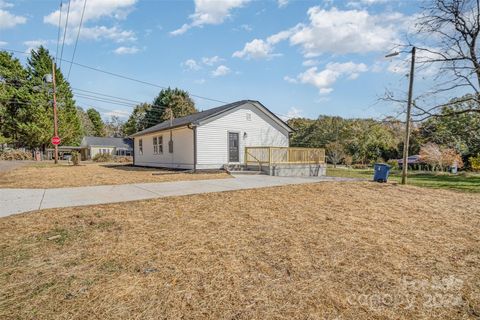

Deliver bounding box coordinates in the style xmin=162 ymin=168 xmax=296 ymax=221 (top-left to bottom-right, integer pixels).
xmin=51 ymin=136 xmax=61 ymax=145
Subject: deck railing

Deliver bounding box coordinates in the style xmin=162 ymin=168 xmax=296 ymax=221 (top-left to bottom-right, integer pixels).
xmin=245 ymin=147 xmax=325 ymax=165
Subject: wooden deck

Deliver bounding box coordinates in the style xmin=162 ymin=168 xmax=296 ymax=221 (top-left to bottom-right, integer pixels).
xmin=245 ymin=147 xmax=326 ymax=166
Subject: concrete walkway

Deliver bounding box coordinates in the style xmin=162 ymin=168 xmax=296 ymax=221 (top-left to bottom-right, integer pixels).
xmin=0 ymin=175 xmax=355 ymax=217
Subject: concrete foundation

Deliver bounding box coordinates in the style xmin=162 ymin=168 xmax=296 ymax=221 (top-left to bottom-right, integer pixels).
xmin=247 ymin=163 xmax=326 ymax=177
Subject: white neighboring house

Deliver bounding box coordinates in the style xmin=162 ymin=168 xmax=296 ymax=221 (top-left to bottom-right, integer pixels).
xmin=80 ymin=136 xmax=133 ymax=160
xmin=130 ymin=100 xmax=293 ymax=170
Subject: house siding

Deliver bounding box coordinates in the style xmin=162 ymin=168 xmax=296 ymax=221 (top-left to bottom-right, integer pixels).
xmin=196 ymin=104 xmax=289 ymax=169
xmin=90 ymin=146 xmax=115 ymax=159
xmin=133 ymin=126 xmax=194 ymax=169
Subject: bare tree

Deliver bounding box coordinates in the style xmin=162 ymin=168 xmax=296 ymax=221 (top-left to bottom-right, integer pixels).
xmin=420 ymin=142 xmax=464 ymax=170
xmin=385 ymin=0 xmax=480 ymax=120
xmin=326 ymin=141 xmax=345 ymax=168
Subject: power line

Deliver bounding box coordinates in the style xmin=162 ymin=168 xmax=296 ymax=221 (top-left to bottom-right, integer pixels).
xmin=59 ymin=0 xmax=71 ymax=69
xmin=67 ymin=0 xmax=87 ymax=80
xmin=2 ymin=48 xmax=292 ymax=120
xmin=2 ymin=48 xmax=230 ymax=104
xmin=55 ymin=1 xmax=63 ymax=61
xmin=72 ymin=87 xmax=144 ymax=104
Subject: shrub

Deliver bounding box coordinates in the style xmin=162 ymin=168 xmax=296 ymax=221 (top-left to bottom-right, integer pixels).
xmin=71 ymin=151 xmax=80 ymax=166
xmin=352 ymin=163 xmax=368 ymax=169
xmin=113 ymin=156 xmax=133 ymax=163
xmin=387 ymin=159 xmax=399 ymax=170
xmin=0 ymin=149 xmax=33 ymax=160
xmin=469 ymin=154 xmax=480 ymax=171
xmin=92 ymin=153 xmax=113 ymax=162
xmin=343 ymin=155 xmax=353 ymax=167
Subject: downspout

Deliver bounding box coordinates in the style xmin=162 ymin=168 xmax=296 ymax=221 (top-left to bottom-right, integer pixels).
xmin=193 ymin=126 xmax=197 ymax=173
xmin=188 ymin=124 xmax=197 ymax=173
xmin=132 ymin=137 xmax=135 ymax=166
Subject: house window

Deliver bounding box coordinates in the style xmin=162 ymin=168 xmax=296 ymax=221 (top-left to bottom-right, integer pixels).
xmin=139 ymin=139 xmax=143 ymax=155
xmin=246 ymin=113 xmax=252 ymax=121
xmin=153 ymin=136 xmax=163 ymax=154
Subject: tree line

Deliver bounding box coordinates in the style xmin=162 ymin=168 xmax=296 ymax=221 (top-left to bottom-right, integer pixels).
xmin=287 ymin=96 xmax=480 ymax=170
xmin=0 ymin=46 xmax=197 ymax=150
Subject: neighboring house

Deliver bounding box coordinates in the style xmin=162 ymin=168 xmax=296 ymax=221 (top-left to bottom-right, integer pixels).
xmin=130 ymin=100 xmax=293 ymax=170
xmin=80 ymin=136 xmax=133 ymax=160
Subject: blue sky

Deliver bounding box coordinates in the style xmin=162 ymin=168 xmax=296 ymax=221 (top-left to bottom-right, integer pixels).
xmin=1 ymin=0 xmax=428 ymax=120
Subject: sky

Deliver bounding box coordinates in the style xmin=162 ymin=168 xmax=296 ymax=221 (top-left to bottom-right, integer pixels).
xmin=0 ymin=0 xmax=428 ymax=121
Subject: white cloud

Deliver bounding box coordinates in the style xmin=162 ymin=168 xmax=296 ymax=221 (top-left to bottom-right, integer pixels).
xmin=283 ymin=76 xmax=297 ymax=83
xmin=279 ymin=107 xmax=303 ymax=121
xmin=290 ymin=7 xmax=405 ymax=57
xmin=302 ymin=59 xmax=318 ymax=67
xmin=23 ymin=39 xmax=52 ymax=53
xmin=202 ymin=55 xmax=222 ymax=66
xmin=81 ymin=26 xmax=136 ymax=43
xmin=0 ymin=41 xmax=7 ymax=47
xmin=278 ymin=0 xmax=289 ymax=8
xmin=286 ymin=107 xmax=302 ymax=118
xmin=239 ymin=24 xmax=252 ymax=32
xmin=234 ymin=6 xmax=408 ymax=59
xmin=347 ymin=0 xmax=388 ymax=7
xmin=233 ymin=38 xmax=278 ymax=59
xmin=113 ymin=46 xmax=139 ymax=55
xmin=211 ymin=65 xmax=231 ymax=77
xmin=287 ymin=61 xmax=368 ymax=94
xmin=182 ymin=59 xmax=201 ymax=70
xmin=0 ymin=6 xmax=27 ymax=29
xmin=171 ymin=0 xmax=249 ymax=35
xmin=102 ymin=109 xmax=130 ymax=118
xmin=194 ymin=78 xmax=206 ymax=84
xmin=43 ymin=0 xmax=137 ymax=44
xmin=0 ymin=1 xmax=13 ymax=9
xmin=170 ymin=23 xmax=191 ymax=36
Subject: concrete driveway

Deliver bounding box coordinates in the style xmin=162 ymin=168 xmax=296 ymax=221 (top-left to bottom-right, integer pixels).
xmin=0 ymin=175 xmax=356 ymax=217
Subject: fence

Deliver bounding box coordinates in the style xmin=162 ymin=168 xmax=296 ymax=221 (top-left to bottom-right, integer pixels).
xmin=245 ymin=147 xmax=325 ymax=166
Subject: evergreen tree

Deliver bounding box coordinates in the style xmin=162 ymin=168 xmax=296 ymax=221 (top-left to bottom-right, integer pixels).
xmin=24 ymin=46 xmax=82 ymax=148
xmin=0 ymin=51 xmax=30 ymax=146
xmin=123 ymin=102 xmax=151 ymax=135
xmin=86 ymin=108 xmax=105 ymax=136
xmin=144 ymin=87 xmax=196 ymax=128
xmin=77 ymin=107 xmax=95 ymax=136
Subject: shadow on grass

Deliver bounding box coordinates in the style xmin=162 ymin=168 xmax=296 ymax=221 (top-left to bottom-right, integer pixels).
xmin=99 ymin=164 xmax=185 ymax=172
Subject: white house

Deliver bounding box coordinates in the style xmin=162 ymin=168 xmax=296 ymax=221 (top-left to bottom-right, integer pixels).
xmin=80 ymin=136 xmax=133 ymax=160
xmin=130 ymin=100 xmax=293 ymax=170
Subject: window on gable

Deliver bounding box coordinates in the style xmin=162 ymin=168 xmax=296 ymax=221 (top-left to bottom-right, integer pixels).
xmin=246 ymin=113 xmax=252 ymax=121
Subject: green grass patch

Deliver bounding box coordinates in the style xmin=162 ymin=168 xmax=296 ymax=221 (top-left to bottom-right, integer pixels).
xmin=327 ymin=167 xmax=480 ymax=193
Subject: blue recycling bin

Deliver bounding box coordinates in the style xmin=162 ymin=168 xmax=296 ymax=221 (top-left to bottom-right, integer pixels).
xmin=373 ymin=163 xmax=391 ymax=182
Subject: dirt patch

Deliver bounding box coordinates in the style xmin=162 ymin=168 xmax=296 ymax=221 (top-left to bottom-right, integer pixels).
xmin=0 ymin=162 xmax=230 ymax=188
xmin=0 ymin=182 xmax=479 ymax=319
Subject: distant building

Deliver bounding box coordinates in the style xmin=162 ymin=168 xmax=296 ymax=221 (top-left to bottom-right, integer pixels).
xmin=80 ymin=136 xmax=133 ymax=160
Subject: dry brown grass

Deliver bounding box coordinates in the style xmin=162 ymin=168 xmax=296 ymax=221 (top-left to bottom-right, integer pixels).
xmin=0 ymin=162 xmax=229 ymax=188
xmin=1 ymin=182 xmax=479 ymax=319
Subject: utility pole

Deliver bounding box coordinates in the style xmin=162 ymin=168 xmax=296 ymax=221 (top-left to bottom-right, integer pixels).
xmin=52 ymin=59 xmax=59 ymax=164
xmin=401 ymin=46 xmax=416 ymax=185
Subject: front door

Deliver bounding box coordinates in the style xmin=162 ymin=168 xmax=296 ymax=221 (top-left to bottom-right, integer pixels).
xmin=228 ymin=132 xmax=239 ymax=162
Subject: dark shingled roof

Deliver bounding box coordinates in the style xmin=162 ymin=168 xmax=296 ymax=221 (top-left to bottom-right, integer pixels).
xmin=81 ymin=136 xmax=133 ymax=149
xmin=130 ymin=100 xmax=291 ymax=137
